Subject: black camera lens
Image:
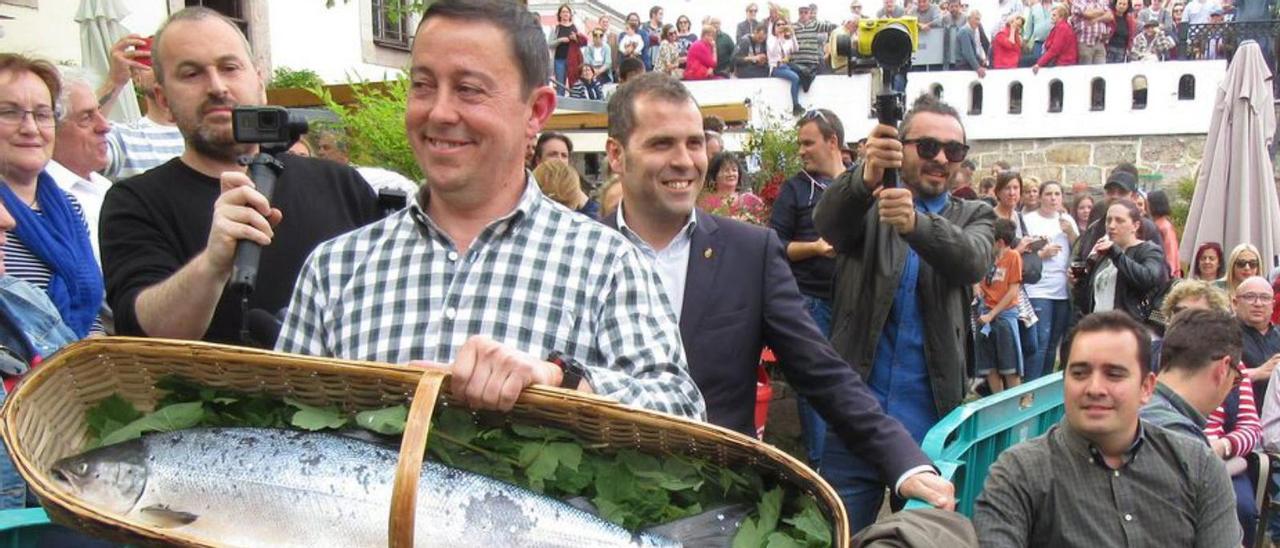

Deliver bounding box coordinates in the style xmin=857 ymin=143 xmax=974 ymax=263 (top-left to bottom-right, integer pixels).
xmin=258 ymin=111 xmax=279 ymax=129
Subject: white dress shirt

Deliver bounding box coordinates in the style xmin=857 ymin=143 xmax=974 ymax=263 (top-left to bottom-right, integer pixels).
xmin=617 ymin=204 xmax=697 ymax=321
xmin=46 ymin=160 xmax=110 ymax=265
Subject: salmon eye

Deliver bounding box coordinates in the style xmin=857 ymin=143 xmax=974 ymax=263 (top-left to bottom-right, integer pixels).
xmin=77 ymin=462 xmax=88 ymax=475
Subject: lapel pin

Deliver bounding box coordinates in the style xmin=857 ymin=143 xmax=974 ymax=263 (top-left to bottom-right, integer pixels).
xmin=704 ymin=248 xmax=713 ymax=259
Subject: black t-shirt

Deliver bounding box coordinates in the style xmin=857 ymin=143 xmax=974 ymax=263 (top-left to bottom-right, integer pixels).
xmin=555 ymin=25 xmax=576 ymax=59
xmin=100 ymin=155 xmax=382 ymax=345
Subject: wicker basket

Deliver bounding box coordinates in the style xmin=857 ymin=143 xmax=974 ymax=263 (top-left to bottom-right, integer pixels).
xmin=0 ymin=338 xmax=849 ymax=547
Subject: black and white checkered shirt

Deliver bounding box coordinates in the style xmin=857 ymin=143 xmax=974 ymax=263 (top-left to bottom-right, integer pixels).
xmin=276 ymin=178 xmax=706 ymax=420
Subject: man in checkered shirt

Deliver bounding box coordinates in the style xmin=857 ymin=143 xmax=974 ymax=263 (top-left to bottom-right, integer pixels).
xmin=275 ymin=0 xmax=705 ymax=420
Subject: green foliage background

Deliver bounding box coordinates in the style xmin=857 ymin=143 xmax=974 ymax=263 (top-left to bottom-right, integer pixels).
xmin=268 ymin=66 xmax=325 ymax=90
xmin=742 ymin=110 xmax=802 ymax=193
xmin=310 ymin=77 xmax=423 ymax=182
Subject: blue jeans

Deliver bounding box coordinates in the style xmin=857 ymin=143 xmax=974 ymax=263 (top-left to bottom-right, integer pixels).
xmin=0 ymin=389 xmax=25 ymax=509
xmin=554 ymin=58 xmax=568 ymax=96
xmin=771 ymin=65 xmax=802 ymax=109
xmin=820 ymin=429 xmax=893 ymax=535
xmin=796 ymin=295 xmax=831 ymax=469
xmin=1234 ymin=472 xmax=1257 ymax=548
xmin=974 ymin=303 xmax=1023 ymax=376
xmin=1028 ymin=298 xmax=1070 ymax=379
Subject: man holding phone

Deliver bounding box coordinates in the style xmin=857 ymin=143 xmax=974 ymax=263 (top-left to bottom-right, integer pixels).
xmin=813 ymin=93 xmax=995 ymax=530
xmin=95 ymin=34 xmax=186 ymax=181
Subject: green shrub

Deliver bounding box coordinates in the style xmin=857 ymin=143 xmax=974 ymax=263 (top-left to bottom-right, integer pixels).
xmin=310 ymin=76 xmax=423 ymax=182
xmin=1170 ymin=175 xmax=1196 ymax=236
xmin=269 ymin=67 xmax=324 ymax=90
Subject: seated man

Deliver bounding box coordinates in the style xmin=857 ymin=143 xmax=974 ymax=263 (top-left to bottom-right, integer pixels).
xmin=276 ymin=0 xmax=705 ymax=420
xmin=1140 ymin=307 xmax=1255 ymax=546
xmin=99 ymin=8 xmax=384 ymax=347
xmin=974 ymin=311 xmax=1241 ymax=547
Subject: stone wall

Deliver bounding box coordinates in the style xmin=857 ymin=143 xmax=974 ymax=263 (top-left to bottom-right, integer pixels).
xmin=966 ymin=134 xmax=1208 ymax=190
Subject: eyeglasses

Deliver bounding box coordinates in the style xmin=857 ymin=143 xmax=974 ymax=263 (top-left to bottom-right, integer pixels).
xmin=748 ymin=8 xmax=758 ymax=12
xmin=0 ymin=106 xmax=57 ymax=128
xmin=1228 ymin=364 xmax=1243 ymax=389
xmin=1237 ymin=292 xmax=1274 ymax=304
xmin=1236 ymin=259 xmax=1260 ymax=269
xmin=901 ymin=137 xmax=970 ymax=162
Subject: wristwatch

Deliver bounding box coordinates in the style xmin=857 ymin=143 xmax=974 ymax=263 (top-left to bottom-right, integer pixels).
xmin=546 ymin=351 xmax=588 ymax=389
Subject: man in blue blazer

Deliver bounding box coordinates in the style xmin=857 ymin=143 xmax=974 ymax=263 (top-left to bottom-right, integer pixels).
xmin=601 ymin=72 xmax=956 ymax=531
xmin=954 ymin=9 xmax=991 ymax=76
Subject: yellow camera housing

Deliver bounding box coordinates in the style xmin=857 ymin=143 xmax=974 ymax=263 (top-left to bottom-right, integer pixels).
xmin=856 ymin=16 xmax=920 ymax=58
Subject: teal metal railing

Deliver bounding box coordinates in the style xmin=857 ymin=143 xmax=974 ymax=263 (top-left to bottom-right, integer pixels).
xmin=904 ymin=372 xmax=1065 ymax=516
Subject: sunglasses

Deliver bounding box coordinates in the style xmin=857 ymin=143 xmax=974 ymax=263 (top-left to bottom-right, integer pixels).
xmin=901 ymin=137 xmax=970 ymax=162
xmin=1236 ymin=259 xmax=1260 ymax=269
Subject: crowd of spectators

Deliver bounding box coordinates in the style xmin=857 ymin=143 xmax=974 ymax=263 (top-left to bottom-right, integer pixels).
xmin=2 ymin=0 xmax=1276 ymax=545
xmin=546 ymin=0 xmax=1237 ymax=99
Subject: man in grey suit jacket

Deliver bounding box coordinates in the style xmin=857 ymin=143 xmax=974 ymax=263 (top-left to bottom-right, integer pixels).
xmin=954 ymin=10 xmax=990 ymax=76
xmin=736 ymin=3 xmax=759 ymax=40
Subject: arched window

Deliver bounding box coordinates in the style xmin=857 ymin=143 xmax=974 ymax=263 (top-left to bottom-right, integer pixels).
xmin=1008 ymin=82 xmax=1023 ymax=114
xmin=1132 ymin=75 xmax=1148 ymax=110
xmin=1090 ymin=78 xmax=1106 ymax=111
xmin=1048 ymin=79 xmax=1063 ymax=113
xmin=931 ymin=83 xmax=944 ymax=99
xmin=969 ymin=82 xmax=983 ymax=115
xmin=1178 ymin=74 xmax=1196 ymax=100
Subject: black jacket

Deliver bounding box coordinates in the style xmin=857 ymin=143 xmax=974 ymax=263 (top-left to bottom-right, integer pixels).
xmin=815 ymin=166 xmax=996 ymax=418
xmin=1076 ymin=240 xmax=1169 ymax=321
xmin=604 ymin=210 xmax=931 ymax=486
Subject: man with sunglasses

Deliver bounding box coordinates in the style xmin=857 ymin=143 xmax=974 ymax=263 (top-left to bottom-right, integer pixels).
xmin=814 ymin=93 xmax=994 ymax=532
xmin=602 ymin=74 xmax=956 ymax=533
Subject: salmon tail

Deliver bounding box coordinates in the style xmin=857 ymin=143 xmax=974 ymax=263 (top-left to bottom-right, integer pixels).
xmin=641 ymin=504 xmax=751 ymax=548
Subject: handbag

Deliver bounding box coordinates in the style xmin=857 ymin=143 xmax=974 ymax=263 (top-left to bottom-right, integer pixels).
xmin=1016 ymin=214 xmax=1044 ymax=285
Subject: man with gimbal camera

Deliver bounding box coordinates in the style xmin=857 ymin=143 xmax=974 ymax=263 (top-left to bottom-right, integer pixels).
xmin=815 ymin=93 xmax=996 ymax=532
xmin=99 ymin=7 xmax=383 ymax=347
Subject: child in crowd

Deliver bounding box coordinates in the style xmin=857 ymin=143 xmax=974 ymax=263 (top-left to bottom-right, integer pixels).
xmin=976 ymin=218 xmax=1025 ymax=393
xmin=569 ymin=65 xmax=603 ymax=100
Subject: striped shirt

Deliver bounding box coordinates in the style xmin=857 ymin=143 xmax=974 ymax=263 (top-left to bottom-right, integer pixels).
xmin=1 ymin=193 xmax=105 ymax=334
xmin=104 ymin=117 xmax=185 ymax=182
xmin=1204 ymin=360 xmax=1263 ymax=457
xmin=790 ymin=20 xmax=838 ymax=68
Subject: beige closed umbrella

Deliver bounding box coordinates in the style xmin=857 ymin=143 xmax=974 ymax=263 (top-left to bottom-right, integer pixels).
xmin=76 ymin=0 xmax=141 ymax=123
xmin=1180 ymin=40 xmax=1279 ymax=273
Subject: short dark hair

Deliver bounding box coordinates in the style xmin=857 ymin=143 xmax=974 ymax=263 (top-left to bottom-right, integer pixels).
xmin=978 ymin=176 xmax=995 ymax=192
xmin=1107 ymin=198 xmax=1142 ymax=224
xmin=152 ymin=7 xmax=253 ymax=84
xmin=618 ymin=58 xmax=645 ymax=82
xmin=703 ymin=115 xmax=726 ymax=133
xmin=798 ymin=108 xmax=845 ymax=148
xmin=607 ymin=72 xmax=697 ymax=147
xmin=705 ymin=151 xmax=743 ymax=189
xmin=650 ymin=5 xmax=663 ymax=17
xmin=1064 ymin=311 xmax=1154 ymax=375
xmin=1040 ymin=180 xmax=1063 ymax=195
xmin=535 ymin=132 xmax=573 ymax=161
xmin=1159 ymin=308 xmax=1242 ymax=374
xmin=994 ymin=170 xmax=1022 ymax=196
xmin=993 ymin=218 xmax=1017 ymax=246
xmin=1146 ymin=189 xmax=1173 ymax=218
xmin=901 ymin=93 xmax=966 ymax=142
xmin=420 ymin=0 xmax=549 ymax=97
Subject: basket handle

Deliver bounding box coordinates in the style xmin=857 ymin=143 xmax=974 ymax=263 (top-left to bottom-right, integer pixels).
xmin=388 ymin=370 xmax=446 ymax=548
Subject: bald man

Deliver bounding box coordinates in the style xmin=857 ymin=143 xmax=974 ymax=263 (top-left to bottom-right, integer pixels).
xmin=1235 ymin=277 xmax=1280 ymax=397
